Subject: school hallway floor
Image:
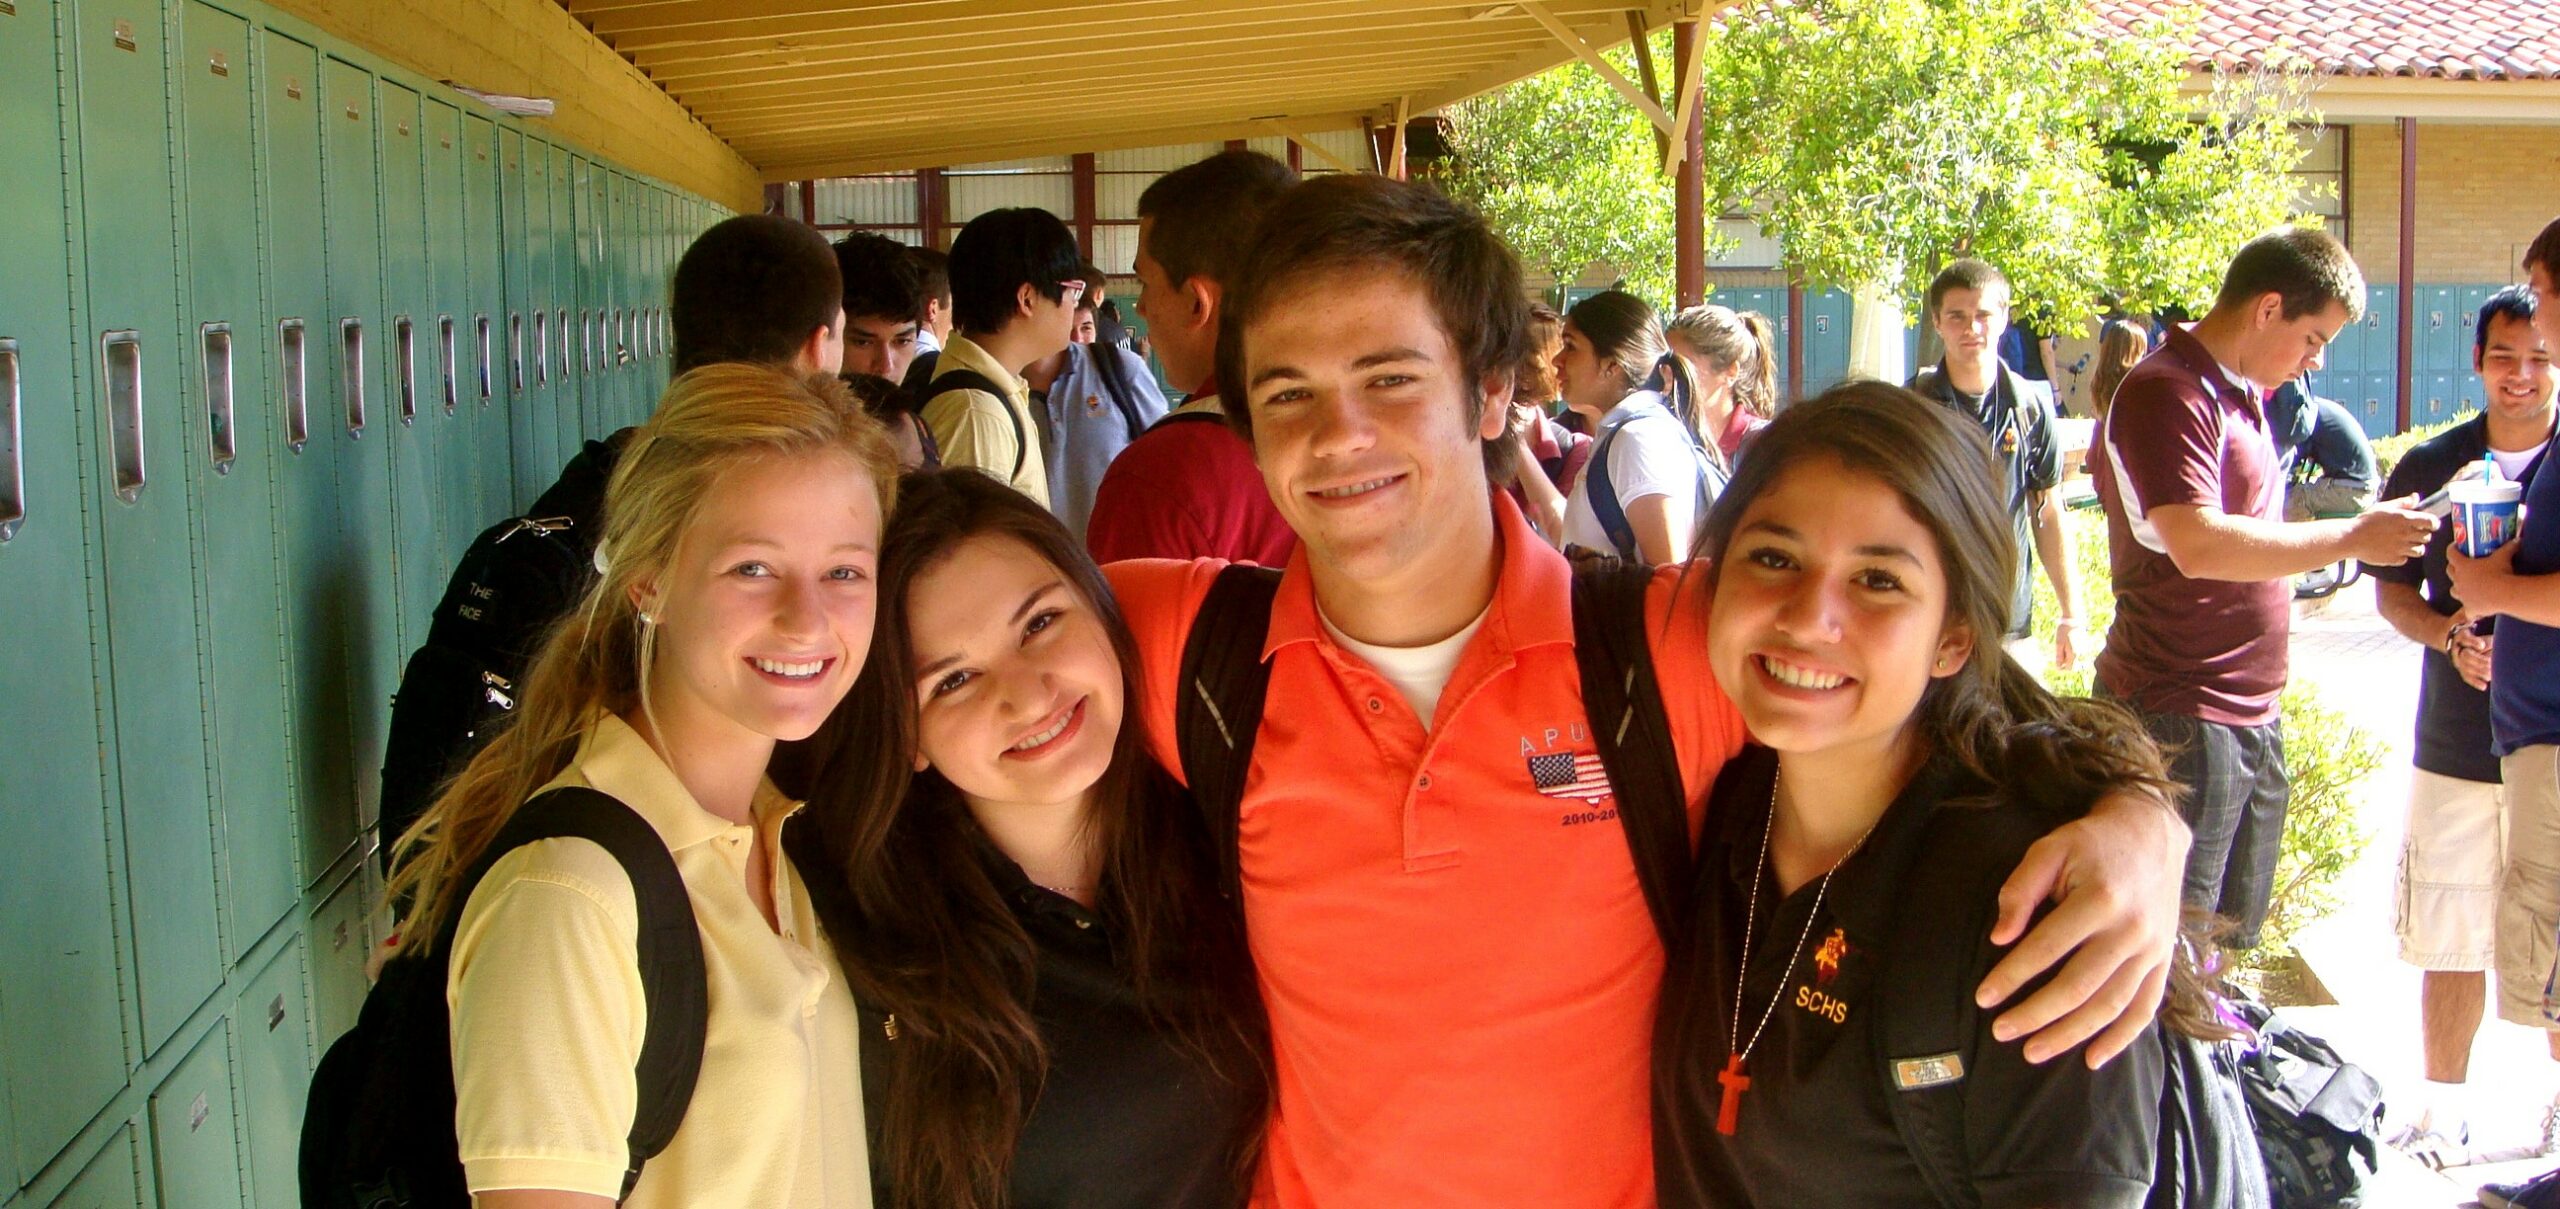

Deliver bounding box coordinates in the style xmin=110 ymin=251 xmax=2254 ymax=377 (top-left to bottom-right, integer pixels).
xmin=2250 ymin=583 xmax=2559 ymax=1206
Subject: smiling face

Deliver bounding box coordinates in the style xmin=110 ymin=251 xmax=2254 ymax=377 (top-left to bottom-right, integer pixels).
xmin=1708 ymin=455 xmax=1973 ymax=768
xmin=1931 ymin=284 xmax=2008 ymax=366
xmin=635 ymin=449 xmax=884 ymax=755
xmin=2478 ymin=309 xmax=2559 ymax=431
xmin=1239 ymin=269 xmax=1507 ymax=591
xmin=905 ymin=534 xmax=1124 ymax=816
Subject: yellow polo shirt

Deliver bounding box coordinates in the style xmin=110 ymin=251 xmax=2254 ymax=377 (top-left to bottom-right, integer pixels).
xmin=448 ymin=713 xmax=871 ymax=1206
xmin=921 ymin=333 xmax=1051 ymax=506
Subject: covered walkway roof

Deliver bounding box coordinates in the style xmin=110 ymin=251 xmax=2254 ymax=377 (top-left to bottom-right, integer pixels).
xmin=275 ymin=0 xmax=1709 ymax=210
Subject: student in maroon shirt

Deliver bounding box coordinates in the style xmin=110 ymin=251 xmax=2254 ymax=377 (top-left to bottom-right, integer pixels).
xmin=1085 ymin=151 xmax=1300 ymax=567
xmin=2088 ymin=227 xmax=2434 ymax=948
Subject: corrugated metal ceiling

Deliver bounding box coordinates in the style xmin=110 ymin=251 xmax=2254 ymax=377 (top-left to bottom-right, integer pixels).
xmin=562 ymin=0 xmax=1704 ymax=180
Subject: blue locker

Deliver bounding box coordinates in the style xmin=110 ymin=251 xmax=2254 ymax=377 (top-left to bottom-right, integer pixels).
xmin=0 ymin=0 xmax=131 ymax=1179
xmin=50 ymin=1124 xmax=143 ymax=1209
xmin=229 ymin=937 xmax=310 ymax=1208
xmin=323 ymin=55 xmax=396 ymax=845
xmin=259 ymin=27 xmax=360 ymax=889
xmin=147 ymin=1029 xmax=246 ymax=1208
xmin=499 ymin=128 xmax=550 ymax=509
xmin=1804 ymin=288 xmax=1853 ymax=395
xmin=423 ymin=96 xmax=484 ymax=555
xmin=68 ymin=0 xmax=228 ymax=1054
xmin=461 ymin=113 xmax=510 ymax=523
xmin=180 ymin=0 xmax=300 ymax=956
xmin=568 ymin=152 xmax=599 ymax=450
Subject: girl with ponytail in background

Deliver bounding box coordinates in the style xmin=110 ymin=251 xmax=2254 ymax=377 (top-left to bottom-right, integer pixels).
xmin=1554 ymin=289 xmax=1728 ymax=563
xmin=1668 ymin=304 xmax=1781 ymax=464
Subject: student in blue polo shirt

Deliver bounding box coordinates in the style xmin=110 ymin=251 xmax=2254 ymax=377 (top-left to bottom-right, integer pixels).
xmin=1655 ymin=383 xmax=2246 ymax=1208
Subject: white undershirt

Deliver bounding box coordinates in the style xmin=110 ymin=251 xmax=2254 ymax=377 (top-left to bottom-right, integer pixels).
xmin=2491 ymin=443 xmax=2542 ymax=481
xmin=1319 ymin=604 xmax=1491 ymax=728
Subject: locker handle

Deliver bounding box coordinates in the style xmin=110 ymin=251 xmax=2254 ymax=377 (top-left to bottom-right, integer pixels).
xmin=279 ymin=319 xmax=309 ymax=452
xmin=0 ymin=339 xmax=21 ymax=543
xmin=579 ymin=308 xmax=594 ymax=374
xmin=103 ymin=330 xmax=145 ymax=504
xmin=340 ymin=318 xmax=366 ymax=438
xmin=555 ymin=309 xmax=569 ymax=380
xmin=475 ymin=314 xmax=493 ymax=404
xmin=438 ymin=315 xmax=458 ymax=415
xmin=508 ymin=312 xmax=524 ymax=392
xmin=532 ymin=311 xmax=548 ymax=388
xmin=394 ymin=315 xmax=417 ymax=425
xmin=202 ymin=323 xmax=236 ymax=475
xmin=617 ymin=309 xmax=633 ymax=367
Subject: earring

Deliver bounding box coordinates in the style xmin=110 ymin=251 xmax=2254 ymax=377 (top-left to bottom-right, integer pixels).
xmin=638 ymin=610 xmax=656 ymax=627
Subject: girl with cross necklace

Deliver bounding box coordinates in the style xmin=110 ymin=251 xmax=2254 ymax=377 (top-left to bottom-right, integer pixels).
xmin=1651 ymin=383 xmax=2235 ymax=1208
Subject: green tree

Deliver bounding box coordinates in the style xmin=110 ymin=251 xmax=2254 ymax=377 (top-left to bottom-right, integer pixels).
xmin=1444 ymin=0 xmax=2319 ymax=329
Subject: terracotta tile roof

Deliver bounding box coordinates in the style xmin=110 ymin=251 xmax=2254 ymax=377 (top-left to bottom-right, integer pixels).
xmin=2095 ymin=0 xmax=2560 ymax=81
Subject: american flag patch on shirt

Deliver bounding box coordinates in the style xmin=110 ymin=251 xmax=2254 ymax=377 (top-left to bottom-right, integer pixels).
xmin=1528 ymin=751 xmax=1612 ymax=801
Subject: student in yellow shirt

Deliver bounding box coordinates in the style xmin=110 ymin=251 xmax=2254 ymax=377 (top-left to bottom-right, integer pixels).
xmin=789 ymin=469 xmax=1269 ymax=1209
xmin=384 ymin=365 xmax=902 ymax=1208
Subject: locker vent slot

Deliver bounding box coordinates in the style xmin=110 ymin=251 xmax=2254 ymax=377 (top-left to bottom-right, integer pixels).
xmin=279 ymin=319 xmax=308 ymax=452
xmin=103 ymin=331 xmax=145 ymax=503
xmin=438 ymin=316 xmax=458 ymax=414
xmin=201 ymin=323 xmax=235 ymax=475
xmin=475 ymin=314 xmax=493 ymax=403
xmin=340 ymin=318 xmax=366 ymax=437
xmin=394 ymin=315 xmax=416 ymax=424
xmin=0 ymin=339 xmax=21 ymax=542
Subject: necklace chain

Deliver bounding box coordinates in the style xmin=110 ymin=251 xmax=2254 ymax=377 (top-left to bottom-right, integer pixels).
xmin=1732 ymin=765 xmax=1880 ymax=1065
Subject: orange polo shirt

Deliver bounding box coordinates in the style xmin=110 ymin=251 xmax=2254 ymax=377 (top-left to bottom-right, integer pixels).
xmin=1108 ymin=493 xmax=1745 ymax=1208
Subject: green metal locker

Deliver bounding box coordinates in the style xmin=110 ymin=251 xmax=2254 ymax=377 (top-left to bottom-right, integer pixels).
xmin=378 ymin=78 xmax=443 ymax=652
xmin=68 ymin=0 xmax=228 ymax=1054
xmin=229 ymin=938 xmax=309 ymax=1208
xmin=0 ymin=0 xmax=130 ymax=1182
xmin=423 ymin=96 xmax=483 ymax=554
xmin=306 ymin=867 xmax=372 ymax=1049
xmin=553 ymin=145 xmax=581 ymax=459
xmin=179 ymin=0 xmax=302 ymax=958
xmin=497 ymin=127 xmax=542 ymax=508
xmin=48 ymin=1125 xmax=142 ymax=1209
xmin=460 ymin=113 xmax=509 ymax=523
xmin=567 ymin=152 xmax=598 ymax=450
xmin=519 ymin=133 xmax=562 ymax=495
xmin=323 ymin=56 xmax=397 ymax=843
xmin=145 ymin=1030 xmax=245 ymax=1208
xmin=259 ymin=27 xmax=360 ymax=890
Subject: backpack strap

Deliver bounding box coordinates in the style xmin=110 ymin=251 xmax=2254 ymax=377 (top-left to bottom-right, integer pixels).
xmin=1585 ymin=406 xmax=1721 ymax=563
xmin=1567 ymin=562 xmax=1693 ymax=948
xmin=925 ymin=367 xmax=1028 ymax=482
xmin=1174 ymin=564 xmax=1284 ymax=900
xmin=451 ymin=786 xmax=708 ymax=1202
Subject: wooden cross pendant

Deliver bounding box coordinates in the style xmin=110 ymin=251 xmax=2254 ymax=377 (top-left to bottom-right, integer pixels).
xmin=1715 ymin=1052 xmax=1751 ymax=1136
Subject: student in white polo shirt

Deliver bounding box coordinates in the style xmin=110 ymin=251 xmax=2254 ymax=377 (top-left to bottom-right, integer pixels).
xmin=383 ymin=366 xmax=901 ymax=1208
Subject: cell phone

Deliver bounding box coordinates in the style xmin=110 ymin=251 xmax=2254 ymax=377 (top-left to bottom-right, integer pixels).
xmin=2419 ymin=487 xmax=2455 ymax=518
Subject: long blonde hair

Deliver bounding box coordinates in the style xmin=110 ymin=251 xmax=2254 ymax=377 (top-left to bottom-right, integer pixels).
xmin=1667 ymin=304 xmax=1779 ymax=419
xmin=387 ymin=364 xmax=901 ymax=950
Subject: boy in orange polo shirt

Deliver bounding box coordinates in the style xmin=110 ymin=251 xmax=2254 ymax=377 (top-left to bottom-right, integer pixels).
xmin=1105 ymin=175 xmax=2190 ymax=1207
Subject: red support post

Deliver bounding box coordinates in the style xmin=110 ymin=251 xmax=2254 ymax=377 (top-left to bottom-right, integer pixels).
xmin=1786 ymin=279 xmax=1805 ymax=403
xmin=798 ymin=179 xmax=818 ymax=226
xmin=921 ymin=167 xmax=948 ymax=249
xmin=2396 ymin=117 xmax=2416 ymax=435
xmin=1071 ymin=153 xmax=1097 ymax=257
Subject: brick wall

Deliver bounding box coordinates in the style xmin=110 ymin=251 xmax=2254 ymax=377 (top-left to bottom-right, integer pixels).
xmin=2343 ymin=121 xmax=2560 ymax=284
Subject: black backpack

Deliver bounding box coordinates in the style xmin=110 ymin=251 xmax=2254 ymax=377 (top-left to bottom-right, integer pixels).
xmin=2226 ymin=997 xmax=2385 ymax=1207
xmin=300 ymin=787 xmax=707 ymax=1208
xmin=1172 ymin=560 xmax=1694 ymax=945
xmin=917 ymin=367 xmax=1029 ymax=483
xmin=378 ymin=436 xmax=624 ymax=867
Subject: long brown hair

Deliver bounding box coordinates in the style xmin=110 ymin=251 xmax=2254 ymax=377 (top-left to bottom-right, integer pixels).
xmin=2090 ymin=319 xmax=2151 ymax=418
xmin=1692 ymin=382 xmax=2231 ymax=1037
xmin=1568 ymin=289 xmax=1722 ymax=473
xmin=791 ymin=469 xmax=1268 ymax=1209
xmin=386 ymin=365 xmax=902 ymax=949
xmin=1667 ymin=304 xmax=1779 ymax=419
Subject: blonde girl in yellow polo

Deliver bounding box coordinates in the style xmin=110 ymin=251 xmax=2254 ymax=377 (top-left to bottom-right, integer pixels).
xmin=384 ymin=366 xmax=901 ymax=1208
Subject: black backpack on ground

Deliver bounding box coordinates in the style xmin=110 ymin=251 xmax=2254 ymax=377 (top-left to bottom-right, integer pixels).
xmin=378 ymin=435 xmax=625 ymax=868
xmin=300 ymin=786 xmax=707 ymax=1208
xmin=914 ymin=366 xmax=1028 ymax=483
xmin=2227 ymin=997 xmax=2385 ymax=1207
xmin=1172 ymin=560 xmax=1693 ymax=945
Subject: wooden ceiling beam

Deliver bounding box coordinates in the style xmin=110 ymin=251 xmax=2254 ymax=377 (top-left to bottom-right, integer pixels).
xmin=677 ymin=44 xmax=1518 ymax=112
xmin=649 ymin=29 xmax=1540 ymax=92
xmin=577 ymin=0 xmax=1622 ymax=42
xmin=752 ymin=109 xmax=1379 ymax=180
xmin=728 ymin=84 xmax=1439 ymax=158
xmin=1516 ymin=0 xmax=1675 ymax=134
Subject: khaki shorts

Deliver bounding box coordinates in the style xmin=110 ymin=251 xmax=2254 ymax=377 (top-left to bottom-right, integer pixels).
xmin=2396 ymin=769 xmax=2504 ymax=971
xmin=2498 ymin=745 xmax=2560 ymax=1030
